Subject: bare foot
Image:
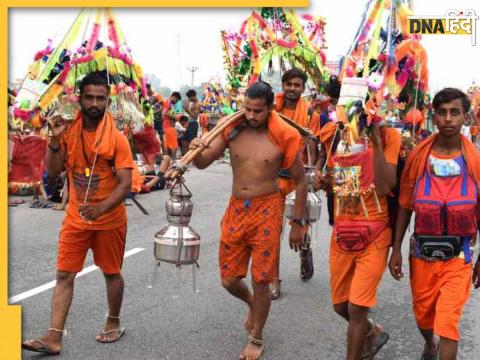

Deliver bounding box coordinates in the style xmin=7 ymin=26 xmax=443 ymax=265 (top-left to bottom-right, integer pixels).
xmin=244 ymin=307 xmax=253 ymax=333
xmin=52 ymin=204 xmax=65 ymax=211
xmin=239 ymin=337 xmax=264 ymax=360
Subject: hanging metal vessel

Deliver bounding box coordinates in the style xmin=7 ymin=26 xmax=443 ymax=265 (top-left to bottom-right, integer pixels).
xmin=165 ymin=197 xmax=193 ymax=224
xmin=283 ymin=165 xmax=322 ymax=223
xmin=305 ymin=191 xmax=322 ymax=223
xmin=154 ymin=178 xmax=201 ymax=266
xmin=154 ymin=224 xmax=200 ymax=265
xmin=284 ymin=190 xmax=296 ymax=220
xmin=284 ymin=190 xmax=322 ymax=223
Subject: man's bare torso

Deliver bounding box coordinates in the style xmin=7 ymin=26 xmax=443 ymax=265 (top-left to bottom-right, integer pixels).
xmin=228 ymin=126 xmax=283 ymax=199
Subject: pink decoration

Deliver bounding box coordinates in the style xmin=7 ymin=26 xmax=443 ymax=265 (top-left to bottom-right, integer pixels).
xmin=319 ymin=50 xmax=327 ymax=65
xmin=275 ymin=38 xmax=297 ymax=49
xmin=367 ymin=73 xmax=384 ymax=91
xmin=33 ymin=39 xmax=54 ymax=61
xmin=346 ymin=65 xmax=355 ymax=77
xmin=13 ymin=108 xmax=32 ymax=120
xmin=108 ymin=18 xmax=120 ymax=49
xmin=87 ymin=23 xmax=101 ymax=52
xmin=57 ymin=62 xmax=71 ymax=84
xmin=72 ymin=54 xmax=94 ymax=65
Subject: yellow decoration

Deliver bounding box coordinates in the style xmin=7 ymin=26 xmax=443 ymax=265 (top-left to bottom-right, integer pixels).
xmin=39 ymin=83 xmax=63 ymax=110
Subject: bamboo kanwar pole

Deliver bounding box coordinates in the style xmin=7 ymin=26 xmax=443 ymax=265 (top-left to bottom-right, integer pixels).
xmin=165 ymin=110 xmax=245 ymax=179
xmin=276 ymin=112 xmax=315 ymax=139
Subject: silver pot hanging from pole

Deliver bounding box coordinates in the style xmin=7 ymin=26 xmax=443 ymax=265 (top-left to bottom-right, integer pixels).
xmin=284 ymin=166 xmax=322 ymax=223
xmin=154 ymin=178 xmax=200 ymax=265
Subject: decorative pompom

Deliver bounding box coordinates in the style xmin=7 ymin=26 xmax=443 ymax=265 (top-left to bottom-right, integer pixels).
xmin=404 ymin=108 xmax=424 ymax=126
xmin=368 ymin=73 xmax=384 ymax=91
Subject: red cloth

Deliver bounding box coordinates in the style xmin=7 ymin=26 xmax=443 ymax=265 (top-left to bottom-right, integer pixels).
xmin=333 ymin=149 xmax=375 ymax=193
xmin=8 ymin=133 xmax=47 ymax=184
xmin=132 ymin=125 xmax=161 ymax=164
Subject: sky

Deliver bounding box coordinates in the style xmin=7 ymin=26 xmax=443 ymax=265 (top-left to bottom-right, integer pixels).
xmin=8 ymin=0 xmax=480 ymax=93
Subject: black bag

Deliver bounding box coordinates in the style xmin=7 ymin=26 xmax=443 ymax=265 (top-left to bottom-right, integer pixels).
xmin=416 ymin=235 xmax=463 ymax=260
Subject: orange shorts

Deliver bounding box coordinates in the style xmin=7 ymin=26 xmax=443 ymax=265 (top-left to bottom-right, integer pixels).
xmin=410 ymin=257 xmax=472 ymax=341
xmin=329 ymin=228 xmax=390 ymax=307
xmin=57 ymin=222 xmax=127 ymax=274
xmin=277 ymin=177 xmax=296 ymax=198
xmin=219 ymin=192 xmax=284 ymax=283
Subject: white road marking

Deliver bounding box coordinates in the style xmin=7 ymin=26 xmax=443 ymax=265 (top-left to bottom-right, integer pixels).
xmin=8 ymin=247 xmax=145 ymax=304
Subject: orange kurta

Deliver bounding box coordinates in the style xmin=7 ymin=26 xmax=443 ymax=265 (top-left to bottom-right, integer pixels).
xmin=62 ymin=112 xmax=134 ymax=230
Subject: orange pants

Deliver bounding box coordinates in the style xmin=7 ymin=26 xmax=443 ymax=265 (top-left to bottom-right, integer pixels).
xmin=329 ymin=228 xmax=390 ymax=307
xmin=219 ymin=193 xmax=284 ymax=283
xmin=410 ymin=257 xmax=472 ymax=341
xmin=277 ymin=177 xmax=296 ymax=198
xmin=57 ymin=222 xmax=127 ymax=274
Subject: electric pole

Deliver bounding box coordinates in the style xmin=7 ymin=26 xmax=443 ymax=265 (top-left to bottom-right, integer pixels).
xmin=187 ymin=66 xmax=198 ymax=88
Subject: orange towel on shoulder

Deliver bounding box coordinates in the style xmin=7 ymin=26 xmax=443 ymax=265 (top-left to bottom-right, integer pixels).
xmin=399 ymin=134 xmax=480 ymax=210
xmin=222 ymin=110 xmax=302 ymax=169
xmin=274 ymin=93 xmax=319 ymax=133
xmin=63 ymin=112 xmax=117 ymax=171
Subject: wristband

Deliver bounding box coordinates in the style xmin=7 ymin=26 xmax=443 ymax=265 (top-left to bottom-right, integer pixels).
xmin=291 ymin=218 xmax=306 ymax=226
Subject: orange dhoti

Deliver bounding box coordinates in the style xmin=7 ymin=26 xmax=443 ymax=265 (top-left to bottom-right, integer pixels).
xmin=410 ymin=257 xmax=472 ymax=341
xmin=219 ymin=193 xmax=284 ymax=283
xmin=329 ymin=228 xmax=391 ymax=307
xmin=164 ymin=127 xmax=178 ymax=150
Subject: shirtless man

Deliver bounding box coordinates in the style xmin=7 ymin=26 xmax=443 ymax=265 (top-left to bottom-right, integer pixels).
xmin=189 ymin=81 xmax=307 ymax=360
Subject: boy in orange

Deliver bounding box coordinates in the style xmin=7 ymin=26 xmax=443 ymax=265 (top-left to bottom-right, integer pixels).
xmin=389 ymin=88 xmax=480 ymax=360
xmin=22 ymin=72 xmax=133 ymax=355
xmin=313 ymin=119 xmax=400 ymax=359
xmin=162 ymin=91 xmax=183 ymax=159
xmin=189 ymin=81 xmax=307 ymax=360
xmin=273 ymin=68 xmax=321 ymax=296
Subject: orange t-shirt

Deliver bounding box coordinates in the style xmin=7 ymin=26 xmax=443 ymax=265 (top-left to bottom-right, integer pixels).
xmin=222 ymin=111 xmax=301 ymax=170
xmin=334 ymin=127 xmax=401 ymax=230
xmin=64 ymin=129 xmax=134 ymax=230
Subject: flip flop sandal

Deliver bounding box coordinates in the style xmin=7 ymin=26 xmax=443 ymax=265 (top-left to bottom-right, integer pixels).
xmin=30 ymin=200 xmax=54 ymax=209
xmin=361 ymin=331 xmax=390 ymax=359
xmin=21 ymin=339 xmax=60 ymax=355
xmin=8 ymin=199 xmax=24 ymax=206
xmin=96 ymin=327 xmax=126 ymax=343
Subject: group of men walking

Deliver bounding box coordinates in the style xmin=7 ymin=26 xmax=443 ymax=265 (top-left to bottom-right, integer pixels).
xmin=21 ymin=70 xmax=480 ymax=360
